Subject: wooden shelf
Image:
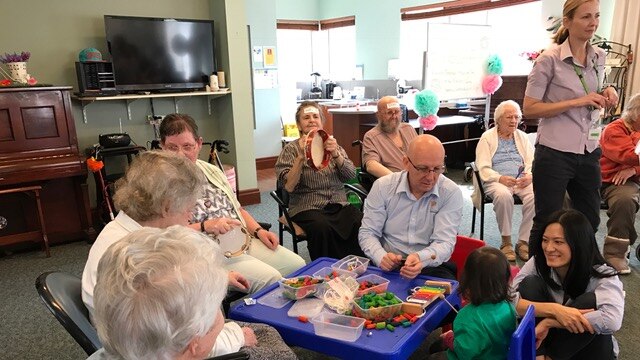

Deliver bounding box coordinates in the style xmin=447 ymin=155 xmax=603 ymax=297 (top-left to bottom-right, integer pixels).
xmin=72 ymin=89 xmax=231 ymax=123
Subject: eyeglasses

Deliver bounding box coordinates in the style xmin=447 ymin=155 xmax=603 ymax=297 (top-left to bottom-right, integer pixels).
xmin=407 ymin=158 xmax=446 ymax=174
xmin=504 ymin=115 xmax=523 ymax=121
xmin=163 ymin=143 xmax=198 ymax=152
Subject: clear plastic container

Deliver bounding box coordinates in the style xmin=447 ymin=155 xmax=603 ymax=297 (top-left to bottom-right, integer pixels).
xmin=313 ymin=267 xmax=357 ymax=298
xmin=278 ymin=276 xmax=324 ymax=300
xmin=332 ymin=255 xmax=370 ymax=275
xmin=352 ymin=292 xmax=403 ymax=322
xmin=287 ymin=297 xmax=326 ymax=318
xmin=313 ymin=267 xmax=357 ymax=281
xmin=311 ymin=312 xmax=366 ymax=342
xmin=355 ymin=273 xmax=390 ymax=297
xmin=257 ymin=287 xmax=292 ymax=309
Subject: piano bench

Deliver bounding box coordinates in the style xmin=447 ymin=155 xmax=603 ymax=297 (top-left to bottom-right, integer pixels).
xmin=0 ymin=185 xmax=50 ymax=257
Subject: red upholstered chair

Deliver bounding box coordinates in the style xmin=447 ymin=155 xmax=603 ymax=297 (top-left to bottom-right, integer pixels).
xmin=451 ymin=235 xmax=486 ymax=280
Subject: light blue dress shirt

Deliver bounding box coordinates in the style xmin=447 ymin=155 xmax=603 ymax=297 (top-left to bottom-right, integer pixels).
xmin=358 ymin=171 xmax=463 ymax=268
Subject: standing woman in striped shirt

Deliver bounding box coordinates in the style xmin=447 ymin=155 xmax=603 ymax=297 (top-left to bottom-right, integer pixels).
xmin=276 ymin=101 xmax=366 ymax=260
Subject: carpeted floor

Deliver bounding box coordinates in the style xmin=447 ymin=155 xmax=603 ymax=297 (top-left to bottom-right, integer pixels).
xmin=1 ymin=169 xmax=638 ymax=359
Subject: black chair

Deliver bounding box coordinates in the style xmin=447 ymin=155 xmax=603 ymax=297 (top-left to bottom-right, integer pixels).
xmin=270 ymin=186 xmax=308 ymax=254
xmin=344 ymin=183 xmax=369 ymax=208
xmin=469 ymin=162 xmax=523 ymax=240
xmin=351 ymin=140 xmax=377 ymax=192
xmin=35 ymin=272 xmax=249 ymax=359
xmin=35 ymin=271 xmax=102 ymax=356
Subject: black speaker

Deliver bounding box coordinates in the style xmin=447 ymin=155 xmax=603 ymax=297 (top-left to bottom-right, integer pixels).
xmin=75 ymin=61 xmax=117 ymax=94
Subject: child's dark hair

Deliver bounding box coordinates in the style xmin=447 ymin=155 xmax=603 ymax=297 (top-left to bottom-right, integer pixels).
xmin=458 ymin=247 xmax=513 ymax=305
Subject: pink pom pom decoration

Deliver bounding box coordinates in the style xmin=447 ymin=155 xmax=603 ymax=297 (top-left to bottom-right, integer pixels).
xmin=482 ymin=75 xmax=503 ymax=95
xmin=419 ymin=115 xmax=438 ymax=131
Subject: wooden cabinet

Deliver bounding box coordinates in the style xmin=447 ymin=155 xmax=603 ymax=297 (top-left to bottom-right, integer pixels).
xmin=0 ymin=87 xmax=95 ymax=249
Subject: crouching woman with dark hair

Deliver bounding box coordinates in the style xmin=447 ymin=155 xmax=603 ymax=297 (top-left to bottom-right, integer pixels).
xmin=511 ymin=209 xmax=624 ymax=360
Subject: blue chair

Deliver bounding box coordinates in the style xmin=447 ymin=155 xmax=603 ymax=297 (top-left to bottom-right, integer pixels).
xmin=508 ymin=304 xmax=536 ymax=360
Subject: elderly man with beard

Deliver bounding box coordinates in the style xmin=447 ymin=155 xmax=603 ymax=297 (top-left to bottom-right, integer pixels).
xmin=362 ymin=96 xmax=418 ymax=178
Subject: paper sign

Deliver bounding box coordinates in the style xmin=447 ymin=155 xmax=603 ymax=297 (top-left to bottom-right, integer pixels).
xmin=263 ymin=46 xmax=277 ymax=68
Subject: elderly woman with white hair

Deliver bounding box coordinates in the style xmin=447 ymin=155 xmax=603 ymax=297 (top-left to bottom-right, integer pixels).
xmin=89 ymin=226 xmax=229 ymax=360
xmin=599 ymin=93 xmax=640 ymax=274
xmin=82 ymin=151 xmax=296 ymax=359
xmin=473 ymin=100 xmax=535 ymax=262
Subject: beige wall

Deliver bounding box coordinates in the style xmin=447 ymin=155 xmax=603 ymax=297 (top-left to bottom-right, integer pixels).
xmin=0 ymin=0 xmax=257 ymax=205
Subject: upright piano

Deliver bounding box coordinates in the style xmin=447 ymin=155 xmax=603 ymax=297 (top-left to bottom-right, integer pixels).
xmin=0 ymin=86 xmax=94 ymax=249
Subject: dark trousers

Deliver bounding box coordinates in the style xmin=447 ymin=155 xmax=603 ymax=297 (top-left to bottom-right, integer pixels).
xmin=518 ymin=275 xmax=614 ymax=360
xmin=420 ymin=261 xmax=457 ymax=281
xmin=292 ymin=204 xmax=365 ymax=260
xmin=530 ymin=145 xmax=602 ymax=254
xmin=602 ymin=181 xmax=640 ymax=245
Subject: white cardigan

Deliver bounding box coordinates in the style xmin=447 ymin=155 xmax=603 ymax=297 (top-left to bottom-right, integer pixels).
xmin=471 ymin=127 xmax=534 ymax=209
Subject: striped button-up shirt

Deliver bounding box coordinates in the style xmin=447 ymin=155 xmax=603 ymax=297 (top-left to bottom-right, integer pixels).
xmin=275 ymin=140 xmax=356 ymax=217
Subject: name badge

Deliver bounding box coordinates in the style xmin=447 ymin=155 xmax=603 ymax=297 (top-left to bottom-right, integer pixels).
xmin=588 ymin=126 xmax=602 ymax=141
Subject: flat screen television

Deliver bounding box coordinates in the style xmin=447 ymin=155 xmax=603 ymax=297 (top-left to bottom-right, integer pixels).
xmin=104 ymin=15 xmax=216 ymax=92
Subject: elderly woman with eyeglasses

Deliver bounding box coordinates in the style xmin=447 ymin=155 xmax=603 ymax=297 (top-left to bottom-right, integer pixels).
xmin=159 ymin=114 xmax=305 ymax=294
xmin=474 ymin=100 xmax=535 ymax=262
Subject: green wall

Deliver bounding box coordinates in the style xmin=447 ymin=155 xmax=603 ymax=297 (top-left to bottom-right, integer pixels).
xmin=0 ymin=0 xmax=257 ymax=205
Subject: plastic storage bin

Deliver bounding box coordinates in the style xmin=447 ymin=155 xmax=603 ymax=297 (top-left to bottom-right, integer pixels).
xmin=313 ymin=267 xmax=358 ymax=298
xmin=313 ymin=267 xmax=357 ymax=281
xmin=355 ymin=273 xmax=390 ymax=297
xmin=311 ymin=312 xmax=366 ymax=342
xmin=279 ymin=276 xmax=324 ymax=300
xmin=352 ymin=292 xmax=403 ymax=322
xmin=332 ymin=255 xmax=370 ymax=275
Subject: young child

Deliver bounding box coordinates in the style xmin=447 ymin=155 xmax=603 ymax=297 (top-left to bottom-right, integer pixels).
xmin=439 ymin=247 xmax=517 ymax=359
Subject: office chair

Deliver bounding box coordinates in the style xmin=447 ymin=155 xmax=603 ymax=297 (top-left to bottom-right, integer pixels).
xmin=35 ymin=271 xmax=102 ymax=356
xmin=469 ymin=162 xmax=523 ymax=240
xmin=508 ymin=305 xmax=536 ymax=360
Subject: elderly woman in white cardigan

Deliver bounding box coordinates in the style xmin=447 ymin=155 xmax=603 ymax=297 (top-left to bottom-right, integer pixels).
xmin=473 ymin=100 xmax=535 ymax=262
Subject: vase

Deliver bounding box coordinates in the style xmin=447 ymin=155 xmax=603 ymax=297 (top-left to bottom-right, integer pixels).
xmin=6 ymin=62 xmax=28 ymax=83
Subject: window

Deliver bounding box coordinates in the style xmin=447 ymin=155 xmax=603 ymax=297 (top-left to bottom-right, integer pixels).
xmin=277 ymin=18 xmax=356 ymax=117
xmin=399 ymin=1 xmax=547 ymax=80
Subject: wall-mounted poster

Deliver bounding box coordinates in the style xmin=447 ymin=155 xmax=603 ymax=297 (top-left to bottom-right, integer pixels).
xmin=263 ymin=46 xmax=277 ymax=68
xmin=252 ymin=46 xmax=263 ymax=65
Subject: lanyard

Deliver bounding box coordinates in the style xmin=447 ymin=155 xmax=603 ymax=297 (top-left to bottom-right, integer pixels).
xmin=572 ymin=57 xmax=601 ymax=94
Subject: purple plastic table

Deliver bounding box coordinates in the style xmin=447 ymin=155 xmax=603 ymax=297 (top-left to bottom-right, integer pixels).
xmin=229 ymin=257 xmax=460 ymax=360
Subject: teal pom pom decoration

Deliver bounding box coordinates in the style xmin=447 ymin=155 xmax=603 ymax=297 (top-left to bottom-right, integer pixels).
xmin=486 ymin=54 xmax=503 ymax=75
xmin=414 ymin=89 xmax=439 ymax=117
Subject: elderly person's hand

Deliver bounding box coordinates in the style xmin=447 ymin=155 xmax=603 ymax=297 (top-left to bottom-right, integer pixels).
xmin=516 ymin=173 xmax=532 ymax=188
xmin=602 ymin=86 xmax=619 ymax=108
xmin=242 ymin=327 xmax=258 ymax=347
xmin=257 ymin=230 xmax=279 ymax=250
xmin=400 ymin=253 xmax=423 ymax=279
xmin=499 ymin=175 xmax=518 ymax=188
xmin=228 ymin=271 xmax=250 ymax=291
xmin=324 ymin=136 xmax=340 ymax=158
xmin=612 ymin=168 xmax=636 ymax=186
xmin=203 ymin=217 xmax=242 ymax=235
xmin=380 ymin=252 xmax=403 ymax=271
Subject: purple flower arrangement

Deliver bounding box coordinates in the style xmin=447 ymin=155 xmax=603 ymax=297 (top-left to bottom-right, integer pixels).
xmin=0 ymin=51 xmax=31 ymax=64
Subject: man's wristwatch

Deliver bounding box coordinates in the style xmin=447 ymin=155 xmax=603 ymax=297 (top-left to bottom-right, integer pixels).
xmin=252 ymin=227 xmax=264 ymax=238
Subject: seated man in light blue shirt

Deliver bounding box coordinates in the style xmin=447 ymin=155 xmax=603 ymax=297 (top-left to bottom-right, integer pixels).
xmin=359 ymin=134 xmax=463 ymax=280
